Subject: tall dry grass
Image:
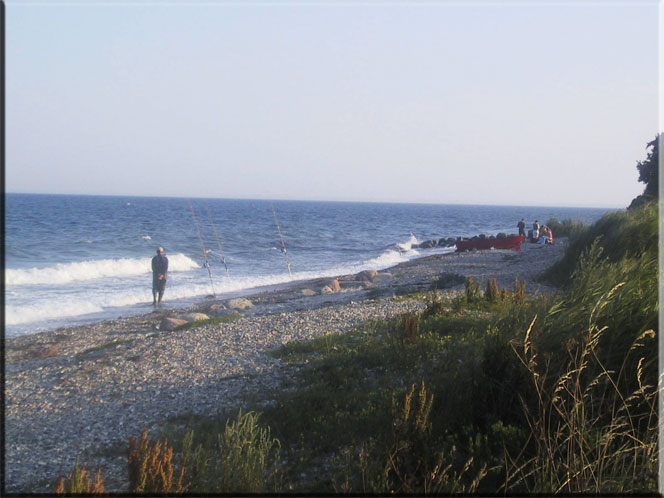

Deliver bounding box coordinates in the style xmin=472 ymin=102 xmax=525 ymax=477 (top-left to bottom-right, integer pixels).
xmin=505 ymin=285 xmax=658 ymax=494
xmin=55 ymin=458 xmax=105 ymax=495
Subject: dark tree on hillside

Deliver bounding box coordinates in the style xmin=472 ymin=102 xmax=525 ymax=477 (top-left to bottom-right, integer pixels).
xmin=628 ymin=134 xmax=660 ymax=209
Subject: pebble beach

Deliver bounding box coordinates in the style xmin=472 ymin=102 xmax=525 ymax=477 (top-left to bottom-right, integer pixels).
xmin=5 ymin=240 xmax=567 ymax=494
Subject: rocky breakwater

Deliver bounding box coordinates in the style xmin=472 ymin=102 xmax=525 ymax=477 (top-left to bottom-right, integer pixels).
xmin=416 ymin=232 xmax=520 ymax=250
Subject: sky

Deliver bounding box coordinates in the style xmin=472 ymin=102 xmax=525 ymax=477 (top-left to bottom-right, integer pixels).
xmin=5 ymin=1 xmax=661 ymax=208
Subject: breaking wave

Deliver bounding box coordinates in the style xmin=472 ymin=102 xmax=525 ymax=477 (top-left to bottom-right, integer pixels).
xmin=5 ymin=253 xmax=200 ymax=286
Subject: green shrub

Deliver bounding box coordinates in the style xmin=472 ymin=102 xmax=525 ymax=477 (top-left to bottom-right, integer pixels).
xmin=545 ymin=217 xmax=587 ymax=239
xmin=216 ymin=410 xmax=281 ymax=493
xmin=545 ymin=201 xmax=657 ymax=286
xmin=422 ymin=290 xmax=446 ymax=318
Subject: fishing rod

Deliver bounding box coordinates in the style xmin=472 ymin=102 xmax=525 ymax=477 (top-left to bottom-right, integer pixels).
xmin=188 ymin=200 xmax=216 ymax=298
xmin=270 ymin=201 xmax=292 ymax=280
xmin=205 ymin=203 xmax=230 ymax=278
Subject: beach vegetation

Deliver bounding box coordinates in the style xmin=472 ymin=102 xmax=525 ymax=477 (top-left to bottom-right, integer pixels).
xmin=544 ymin=200 xmax=657 ymax=286
xmin=123 ymin=411 xmax=280 ymax=494
xmin=54 ymin=458 xmax=105 ymax=495
xmin=175 ymin=411 xmax=281 ymax=493
xmin=56 ymin=193 xmax=657 ymax=494
xmin=484 ymin=278 xmax=500 ymax=302
xmin=127 ymin=429 xmax=185 ymax=494
xmin=545 ymin=217 xmax=587 ymax=240
xmin=79 ymin=338 xmax=133 ymax=356
xmin=464 ymin=275 xmax=481 ymax=302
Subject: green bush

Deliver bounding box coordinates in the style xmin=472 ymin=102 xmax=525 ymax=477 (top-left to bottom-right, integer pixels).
xmin=216 ymin=411 xmax=281 ymax=493
xmin=545 ymin=217 xmax=587 ymax=239
xmin=544 ymin=201 xmax=657 ymax=286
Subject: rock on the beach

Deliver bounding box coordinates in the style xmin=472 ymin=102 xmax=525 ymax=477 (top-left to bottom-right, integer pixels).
xmin=178 ymin=313 xmax=210 ymax=322
xmin=301 ymin=289 xmax=317 ymax=296
xmin=357 ymin=270 xmax=378 ymax=282
xmin=373 ymin=272 xmax=393 ymax=284
xmin=419 ymin=240 xmax=437 ymax=249
xmin=206 ymin=303 xmax=227 ymax=314
xmin=159 ymin=317 xmax=189 ymax=331
xmin=211 ymin=308 xmax=241 ymax=318
xmin=227 ymin=298 xmax=253 ymax=310
xmin=321 ymin=278 xmax=341 ymax=294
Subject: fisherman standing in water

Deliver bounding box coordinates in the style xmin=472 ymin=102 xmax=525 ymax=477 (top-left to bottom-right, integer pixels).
xmin=152 ymin=247 xmax=169 ymax=306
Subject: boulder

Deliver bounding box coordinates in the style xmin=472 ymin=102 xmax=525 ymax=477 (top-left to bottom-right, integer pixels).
xmin=373 ymin=272 xmax=393 ymax=284
xmin=178 ymin=312 xmax=210 ymax=322
xmin=227 ymin=298 xmax=253 ymax=310
xmin=357 ymin=270 xmax=378 ymax=282
xmin=496 ymin=232 xmax=507 ymax=239
xmin=206 ymin=303 xmax=228 ymax=314
xmin=321 ymin=278 xmax=341 ymax=294
xmin=159 ymin=317 xmax=188 ymax=331
xmin=301 ymin=288 xmax=317 ymax=296
xmin=419 ymin=240 xmax=436 ymax=249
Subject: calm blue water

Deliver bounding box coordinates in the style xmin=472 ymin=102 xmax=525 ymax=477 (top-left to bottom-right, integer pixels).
xmin=5 ymin=194 xmax=611 ymax=337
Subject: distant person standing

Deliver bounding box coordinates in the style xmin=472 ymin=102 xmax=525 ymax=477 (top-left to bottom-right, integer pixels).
xmin=152 ymin=247 xmax=169 ymax=306
xmin=533 ymin=220 xmax=540 ymax=242
xmin=517 ymin=218 xmax=526 ymax=237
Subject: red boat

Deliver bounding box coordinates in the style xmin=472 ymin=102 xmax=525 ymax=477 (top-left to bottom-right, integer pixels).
xmin=455 ymin=235 xmax=525 ymax=252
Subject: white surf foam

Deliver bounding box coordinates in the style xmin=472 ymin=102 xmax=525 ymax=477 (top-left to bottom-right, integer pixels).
xmin=5 ymin=234 xmax=452 ymax=332
xmin=5 ymin=300 xmax=105 ymax=326
xmin=5 ymin=253 xmax=200 ymax=286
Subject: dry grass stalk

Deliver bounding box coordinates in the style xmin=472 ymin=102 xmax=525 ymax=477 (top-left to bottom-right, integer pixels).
xmin=55 ymin=458 xmax=105 ymax=495
xmin=485 ymin=278 xmax=500 ymax=302
xmin=128 ymin=429 xmax=184 ymax=494
xmin=512 ymin=277 xmax=526 ymax=304
xmin=507 ymin=285 xmax=658 ymax=494
xmin=384 ymin=381 xmax=486 ymax=494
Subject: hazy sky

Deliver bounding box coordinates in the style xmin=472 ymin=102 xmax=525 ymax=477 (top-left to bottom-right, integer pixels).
xmin=6 ymin=1 xmax=661 ymax=208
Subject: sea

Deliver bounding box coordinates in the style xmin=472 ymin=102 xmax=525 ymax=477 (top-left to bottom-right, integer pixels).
xmin=4 ymin=193 xmax=612 ymax=338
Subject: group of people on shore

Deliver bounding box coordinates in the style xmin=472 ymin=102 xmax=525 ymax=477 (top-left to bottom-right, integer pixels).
xmin=517 ymin=219 xmax=554 ymax=245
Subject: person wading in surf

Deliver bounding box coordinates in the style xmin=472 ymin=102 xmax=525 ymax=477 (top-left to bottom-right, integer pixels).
xmin=151 ymin=247 xmax=169 ymax=306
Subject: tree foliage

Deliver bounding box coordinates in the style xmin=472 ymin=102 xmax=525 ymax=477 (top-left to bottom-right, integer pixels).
xmin=629 ymin=134 xmax=660 ymax=209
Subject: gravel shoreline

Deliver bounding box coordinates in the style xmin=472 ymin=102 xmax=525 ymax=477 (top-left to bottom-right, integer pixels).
xmin=5 ymin=240 xmax=567 ymax=494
